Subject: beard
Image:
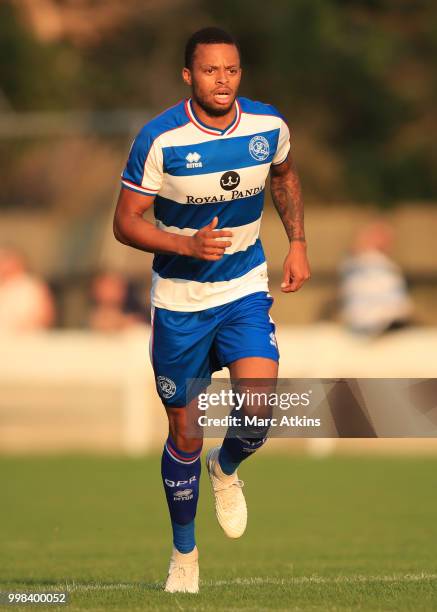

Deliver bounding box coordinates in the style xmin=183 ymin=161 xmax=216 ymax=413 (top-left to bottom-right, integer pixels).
xmin=192 ymin=85 xmax=236 ymax=117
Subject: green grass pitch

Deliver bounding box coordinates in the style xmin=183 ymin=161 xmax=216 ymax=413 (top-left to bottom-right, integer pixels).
xmin=1 ymin=453 xmax=437 ymax=611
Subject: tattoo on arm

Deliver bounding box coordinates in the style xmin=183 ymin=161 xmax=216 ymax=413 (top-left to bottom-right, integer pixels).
xmin=270 ymin=157 xmax=306 ymax=243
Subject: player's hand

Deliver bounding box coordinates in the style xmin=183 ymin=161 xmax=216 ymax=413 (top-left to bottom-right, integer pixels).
xmin=185 ymin=217 xmax=233 ymax=261
xmin=281 ymin=242 xmax=311 ymax=292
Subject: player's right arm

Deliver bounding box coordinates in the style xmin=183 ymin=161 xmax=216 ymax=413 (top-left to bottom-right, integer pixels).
xmin=114 ymin=122 xmax=231 ymax=260
xmin=113 ymin=187 xmax=232 ymax=261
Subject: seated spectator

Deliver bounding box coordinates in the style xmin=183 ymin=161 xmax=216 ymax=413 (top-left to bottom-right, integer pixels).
xmin=88 ymin=271 xmax=146 ymax=332
xmin=0 ymin=246 xmax=55 ymax=332
xmin=339 ymin=220 xmax=413 ymax=336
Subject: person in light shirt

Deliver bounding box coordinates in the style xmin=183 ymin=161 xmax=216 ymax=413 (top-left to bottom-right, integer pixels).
xmin=0 ymin=246 xmax=55 ymax=332
xmin=339 ymin=221 xmax=413 ymax=336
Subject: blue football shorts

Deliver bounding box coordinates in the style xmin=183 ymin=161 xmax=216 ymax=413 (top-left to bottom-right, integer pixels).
xmin=150 ymin=291 xmax=279 ymax=408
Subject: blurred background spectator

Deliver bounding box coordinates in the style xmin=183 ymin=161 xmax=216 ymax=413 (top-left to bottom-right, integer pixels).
xmin=0 ymin=245 xmax=55 ymax=332
xmin=339 ymin=221 xmax=414 ymax=336
xmin=88 ymin=271 xmax=147 ymax=332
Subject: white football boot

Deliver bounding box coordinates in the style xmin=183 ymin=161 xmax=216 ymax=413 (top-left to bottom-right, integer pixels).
xmin=206 ymin=446 xmax=247 ymax=539
xmin=164 ymin=546 xmax=199 ymax=594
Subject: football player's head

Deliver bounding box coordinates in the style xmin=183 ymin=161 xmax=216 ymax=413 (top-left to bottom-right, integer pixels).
xmin=183 ymin=27 xmax=242 ymax=117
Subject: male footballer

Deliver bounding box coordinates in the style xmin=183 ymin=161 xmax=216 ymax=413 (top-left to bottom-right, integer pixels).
xmin=113 ymin=27 xmax=310 ymax=593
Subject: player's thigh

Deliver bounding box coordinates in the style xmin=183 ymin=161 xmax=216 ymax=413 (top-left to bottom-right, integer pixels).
xmin=151 ymin=307 xmax=216 ymax=409
xmin=214 ymin=291 xmax=279 ymax=372
xmin=228 ymin=356 xmax=278 ymax=420
xmin=215 ymin=293 xmax=279 ymax=418
xmin=228 ymin=356 xmax=278 ymax=379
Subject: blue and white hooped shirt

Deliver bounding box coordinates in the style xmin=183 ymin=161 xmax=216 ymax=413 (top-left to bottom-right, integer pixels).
xmin=121 ymin=96 xmax=290 ymax=312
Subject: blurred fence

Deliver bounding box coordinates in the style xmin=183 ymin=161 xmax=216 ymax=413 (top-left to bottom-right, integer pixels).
xmin=1 ymin=324 xmax=437 ymax=455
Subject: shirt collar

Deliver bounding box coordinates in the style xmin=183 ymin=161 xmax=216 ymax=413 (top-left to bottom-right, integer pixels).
xmin=184 ymin=97 xmax=241 ymax=136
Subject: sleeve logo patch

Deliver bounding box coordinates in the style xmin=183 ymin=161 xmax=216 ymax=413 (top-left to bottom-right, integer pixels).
xmin=249 ymin=135 xmax=270 ymax=161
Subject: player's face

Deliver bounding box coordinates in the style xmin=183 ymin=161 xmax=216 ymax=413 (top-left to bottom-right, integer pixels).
xmin=182 ymin=43 xmax=242 ymax=117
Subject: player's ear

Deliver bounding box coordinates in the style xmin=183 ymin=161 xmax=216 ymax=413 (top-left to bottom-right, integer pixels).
xmin=182 ymin=67 xmax=192 ymax=87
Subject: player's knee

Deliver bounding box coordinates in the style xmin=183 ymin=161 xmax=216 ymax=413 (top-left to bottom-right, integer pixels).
xmin=166 ymin=407 xmax=203 ymax=453
xmin=171 ymin=432 xmax=203 ymax=453
xmin=168 ymin=420 xmax=203 ymax=453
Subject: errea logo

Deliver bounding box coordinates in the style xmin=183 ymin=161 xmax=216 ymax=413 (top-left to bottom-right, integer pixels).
xmin=186 ymin=152 xmax=203 ymax=168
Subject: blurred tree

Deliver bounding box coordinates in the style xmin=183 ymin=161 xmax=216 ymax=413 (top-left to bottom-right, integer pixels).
xmin=0 ymin=3 xmax=69 ymax=109
xmin=203 ymin=0 xmax=437 ymax=204
xmin=0 ymin=0 xmax=436 ymax=204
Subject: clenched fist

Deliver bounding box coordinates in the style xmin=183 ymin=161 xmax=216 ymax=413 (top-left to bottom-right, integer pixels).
xmin=184 ymin=216 xmax=233 ymax=261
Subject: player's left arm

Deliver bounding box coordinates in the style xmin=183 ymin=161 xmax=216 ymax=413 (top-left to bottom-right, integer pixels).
xmin=270 ymin=153 xmax=311 ymax=292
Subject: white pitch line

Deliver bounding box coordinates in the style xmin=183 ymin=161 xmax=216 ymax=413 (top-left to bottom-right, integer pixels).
xmin=206 ymin=574 xmax=437 ymax=587
xmin=25 ymin=573 xmax=437 ymax=592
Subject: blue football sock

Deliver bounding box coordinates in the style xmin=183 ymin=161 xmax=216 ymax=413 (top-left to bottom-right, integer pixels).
xmin=218 ymin=444 xmax=241 ymax=475
xmin=219 ymin=435 xmax=268 ymax=475
xmin=172 ymin=520 xmax=195 ymax=553
xmin=161 ymin=436 xmax=202 ymax=553
xmin=219 ymin=407 xmax=270 ymax=475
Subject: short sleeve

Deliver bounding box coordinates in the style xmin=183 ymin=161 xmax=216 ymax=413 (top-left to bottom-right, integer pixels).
xmin=272 ymin=119 xmax=290 ymax=165
xmin=121 ymin=126 xmax=163 ymax=196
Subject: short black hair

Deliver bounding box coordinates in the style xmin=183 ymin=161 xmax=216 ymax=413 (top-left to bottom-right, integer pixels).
xmin=184 ymin=27 xmax=240 ymax=69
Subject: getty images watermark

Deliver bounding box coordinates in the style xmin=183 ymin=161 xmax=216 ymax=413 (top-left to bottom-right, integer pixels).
xmin=185 ymin=378 xmax=437 ymax=438
xmin=197 ymin=388 xmax=320 ymax=429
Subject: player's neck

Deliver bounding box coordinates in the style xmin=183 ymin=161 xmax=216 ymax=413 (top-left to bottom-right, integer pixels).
xmin=190 ymin=98 xmax=236 ymax=131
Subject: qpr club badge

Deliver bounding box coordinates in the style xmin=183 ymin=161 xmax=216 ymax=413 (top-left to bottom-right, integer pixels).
xmin=249 ymin=135 xmax=270 ymax=161
xmin=157 ymin=376 xmax=177 ymax=399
